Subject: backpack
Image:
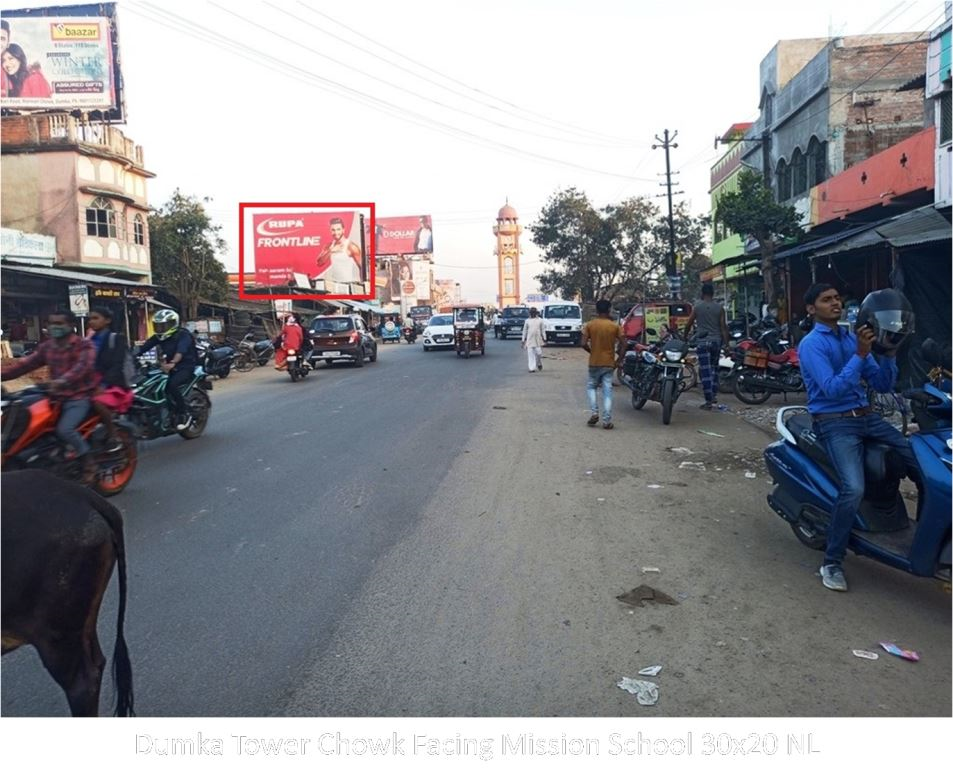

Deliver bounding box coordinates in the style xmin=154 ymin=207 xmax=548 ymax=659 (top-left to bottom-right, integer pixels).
xmin=108 ymin=332 xmax=137 ymax=389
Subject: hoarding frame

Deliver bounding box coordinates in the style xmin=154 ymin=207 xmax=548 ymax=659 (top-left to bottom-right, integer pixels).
xmin=238 ymin=202 xmax=376 ymax=302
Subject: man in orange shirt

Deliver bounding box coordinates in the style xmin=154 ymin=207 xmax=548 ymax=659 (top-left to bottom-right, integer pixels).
xmin=581 ymin=299 xmax=625 ymax=429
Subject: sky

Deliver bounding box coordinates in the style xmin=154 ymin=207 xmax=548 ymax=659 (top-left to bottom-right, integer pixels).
xmin=5 ymin=0 xmax=948 ymax=303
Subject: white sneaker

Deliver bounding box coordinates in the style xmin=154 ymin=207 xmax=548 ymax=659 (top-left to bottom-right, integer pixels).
xmin=819 ymin=564 xmax=848 ymax=592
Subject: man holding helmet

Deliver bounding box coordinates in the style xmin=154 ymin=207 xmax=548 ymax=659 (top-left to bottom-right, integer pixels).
xmin=799 ymin=284 xmax=917 ymax=591
xmin=137 ymin=309 xmax=199 ymax=431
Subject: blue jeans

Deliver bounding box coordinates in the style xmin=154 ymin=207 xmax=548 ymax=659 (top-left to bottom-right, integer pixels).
xmin=813 ymin=413 xmax=917 ymax=566
xmin=587 ymin=366 xmax=615 ymax=423
xmin=57 ymin=397 xmax=91 ymax=457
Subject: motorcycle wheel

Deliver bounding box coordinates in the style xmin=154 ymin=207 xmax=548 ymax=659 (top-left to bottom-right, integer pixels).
xmin=289 ymin=367 xmax=300 ymax=382
xmin=217 ymin=364 xmax=231 ymax=379
xmin=93 ymin=427 xmax=138 ymax=497
xmin=790 ymin=510 xmax=827 ymax=550
xmin=178 ymin=389 xmax=211 ymax=440
xmin=234 ymin=352 xmax=255 ymax=373
xmin=661 ymin=378 xmax=676 ymax=425
xmin=733 ymin=371 xmax=772 ymax=405
xmin=463 ymin=342 xmax=471 ymax=359
xmin=632 ymin=390 xmax=647 ymax=410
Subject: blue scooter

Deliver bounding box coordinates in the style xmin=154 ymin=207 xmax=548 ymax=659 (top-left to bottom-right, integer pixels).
xmin=763 ymin=338 xmax=952 ymax=581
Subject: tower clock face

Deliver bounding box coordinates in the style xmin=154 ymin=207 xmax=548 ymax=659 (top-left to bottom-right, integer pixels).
xmin=500 ymin=234 xmax=516 ymax=254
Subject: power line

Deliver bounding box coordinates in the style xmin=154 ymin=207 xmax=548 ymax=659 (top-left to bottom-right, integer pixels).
xmin=125 ymin=1 xmax=658 ymax=182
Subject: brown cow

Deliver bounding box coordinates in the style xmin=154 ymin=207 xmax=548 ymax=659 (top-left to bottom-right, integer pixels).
xmin=2 ymin=470 xmax=134 ymax=716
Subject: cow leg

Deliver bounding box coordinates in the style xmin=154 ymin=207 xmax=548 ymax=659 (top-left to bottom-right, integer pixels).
xmin=33 ymin=631 xmax=106 ymax=717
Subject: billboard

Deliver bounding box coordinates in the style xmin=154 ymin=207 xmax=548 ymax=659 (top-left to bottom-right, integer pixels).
xmin=372 ymin=215 xmax=433 ymax=255
xmin=251 ymin=210 xmax=366 ymax=290
xmin=1 ymin=4 xmax=124 ymax=119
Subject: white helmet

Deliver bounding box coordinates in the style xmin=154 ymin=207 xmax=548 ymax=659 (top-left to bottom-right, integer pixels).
xmin=152 ymin=308 xmax=180 ymax=339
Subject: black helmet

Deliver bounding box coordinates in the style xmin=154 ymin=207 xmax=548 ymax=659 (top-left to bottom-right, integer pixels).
xmin=856 ymin=289 xmax=914 ymax=353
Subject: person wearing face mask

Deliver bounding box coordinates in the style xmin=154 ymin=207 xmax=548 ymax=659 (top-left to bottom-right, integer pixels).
xmin=1 ymin=309 xmax=98 ymax=483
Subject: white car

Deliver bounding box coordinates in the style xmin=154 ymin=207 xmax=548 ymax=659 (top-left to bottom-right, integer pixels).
xmin=422 ymin=314 xmax=455 ymax=351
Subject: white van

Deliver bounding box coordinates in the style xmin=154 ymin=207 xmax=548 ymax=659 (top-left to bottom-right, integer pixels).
xmin=542 ymin=301 xmax=583 ymax=345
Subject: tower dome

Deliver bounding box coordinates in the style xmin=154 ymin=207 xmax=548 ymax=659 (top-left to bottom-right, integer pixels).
xmin=498 ymin=202 xmax=518 ymax=220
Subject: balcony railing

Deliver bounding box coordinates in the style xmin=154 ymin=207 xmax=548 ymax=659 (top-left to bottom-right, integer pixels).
xmin=1 ymin=113 xmax=145 ymax=167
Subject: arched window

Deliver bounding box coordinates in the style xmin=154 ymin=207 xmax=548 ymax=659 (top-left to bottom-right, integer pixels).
xmin=791 ymin=148 xmax=807 ymax=196
xmin=85 ymin=197 xmax=117 ymax=238
xmin=503 ymin=256 xmax=514 ymax=275
xmin=776 ymin=159 xmax=791 ymax=202
xmin=133 ymin=214 xmax=146 ymax=246
xmin=807 ymin=137 xmax=828 ymax=187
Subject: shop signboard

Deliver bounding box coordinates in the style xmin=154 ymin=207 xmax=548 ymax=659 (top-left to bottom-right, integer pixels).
xmin=68 ymin=283 xmax=89 ymax=316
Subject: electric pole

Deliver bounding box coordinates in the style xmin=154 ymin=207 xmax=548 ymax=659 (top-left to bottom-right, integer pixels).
xmin=652 ymin=129 xmax=681 ymax=300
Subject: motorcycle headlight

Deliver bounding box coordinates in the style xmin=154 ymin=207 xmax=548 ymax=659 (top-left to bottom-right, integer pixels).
xmin=641 ymin=351 xmax=657 ymax=364
xmin=664 ymin=349 xmax=684 ymax=362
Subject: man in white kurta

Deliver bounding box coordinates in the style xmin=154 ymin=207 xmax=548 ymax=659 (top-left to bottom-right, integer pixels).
xmin=521 ymin=307 xmax=546 ymax=372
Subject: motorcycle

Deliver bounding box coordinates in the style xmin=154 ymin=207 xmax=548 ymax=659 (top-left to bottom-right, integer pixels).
xmin=764 ymin=338 xmax=952 ymax=581
xmin=125 ymin=360 xmax=212 ymax=440
xmin=619 ymin=328 xmax=690 ymax=425
xmin=1 ymin=384 xmax=138 ymax=496
xmin=402 ymin=325 xmax=418 ymax=344
xmin=285 ymin=347 xmax=311 ymax=382
xmin=233 ymin=333 xmax=275 ymax=372
xmin=732 ymin=327 xmax=803 ymax=404
xmin=195 ymin=337 xmax=236 ymax=379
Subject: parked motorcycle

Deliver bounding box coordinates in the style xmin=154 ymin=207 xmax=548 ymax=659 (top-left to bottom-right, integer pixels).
xmin=125 ymin=360 xmax=212 ymax=440
xmin=620 ymin=328 xmax=690 ymax=424
xmin=1 ymin=384 xmax=138 ymax=496
xmin=195 ymin=338 xmax=236 ymax=379
xmin=402 ymin=326 xmax=418 ymax=344
xmin=763 ymin=338 xmax=952 ymax=581
xmin=285 ymin=347 xmax=311 ymax=382
xmin=732 ymin=327 xmax=803 ymax=404
xmin=234 ymin=333 xmax=275 ymax=372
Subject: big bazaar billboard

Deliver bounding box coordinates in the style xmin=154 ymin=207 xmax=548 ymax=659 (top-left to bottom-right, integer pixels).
xmin=1 ymin=4 xmax=124 ymax=119
xmin=371 ymin=215 xmax=433 ymax=255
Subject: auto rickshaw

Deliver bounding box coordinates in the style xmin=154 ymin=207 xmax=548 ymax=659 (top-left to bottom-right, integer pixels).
xmin=379 ymin=318 xmax=402 ymax=344
xmin=452 ymin=305 xmax=486 ymax=358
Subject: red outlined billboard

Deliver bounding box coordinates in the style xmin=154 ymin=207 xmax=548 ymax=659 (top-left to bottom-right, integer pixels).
xmin=371 ymin=215 xmax=433 ymax=255
xmin=238 ymin=203 xmax=375 ymax=301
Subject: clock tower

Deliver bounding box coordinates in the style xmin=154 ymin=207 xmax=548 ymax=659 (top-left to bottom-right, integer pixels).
xmin=494 ymin=200 xmax=522 ymax=306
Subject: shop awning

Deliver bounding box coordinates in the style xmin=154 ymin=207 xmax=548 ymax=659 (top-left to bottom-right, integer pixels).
xmin=772 ymin=222 xmax=883 ymax=262
xmin=1 ymin=263 xmax=155 ymax=287
xmin=812 ymin=206 xmax=951 ymax=258
xmin=343 ymin=300 xmax=386 ymax=314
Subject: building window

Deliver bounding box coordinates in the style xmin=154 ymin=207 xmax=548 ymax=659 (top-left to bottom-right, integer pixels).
xmin=503 ymin=256 xmax=514 ymax=275
xmin=504 ymin=278 xmax=514 ymax=295
xmin=807 ymin=137 xmax=828 ymax=187
xmin=133 ymin=214 xmax=146 ymax=245
xmin=791 ymin=148 xmax=807 ymax=196
xmin=940 ymin=91 xmax=952 ymax=145
xmin=776 ymin=159 xmax=791 ymax=201
xmin=85 ymin=197 xmax=117 ymax=238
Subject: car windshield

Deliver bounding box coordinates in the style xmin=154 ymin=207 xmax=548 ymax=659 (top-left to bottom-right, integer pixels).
xmin=311 ymin=318 xmax=354 ymax=333
xmin=428 ymin=316 xmax=453 ymax=326
xmin=544 ymin=305 xmax=581 ymax=319
xmin=503 ymin=308 xmax=529 ymax=318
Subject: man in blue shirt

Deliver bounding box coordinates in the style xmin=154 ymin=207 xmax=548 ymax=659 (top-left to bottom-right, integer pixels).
xmin=798 ymin=283 xmax=915 ymax=592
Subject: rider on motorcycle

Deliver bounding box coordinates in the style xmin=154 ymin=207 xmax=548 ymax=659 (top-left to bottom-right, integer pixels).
xmin=798 ymin=284 xmax=918 ymax=592
xmin=275 ymin=315 xmax=304 ymax=371
xmin=136 ymin=309 xmax=198 ymax=431
xmin=1 ymin=310 xmax=99 ymax=482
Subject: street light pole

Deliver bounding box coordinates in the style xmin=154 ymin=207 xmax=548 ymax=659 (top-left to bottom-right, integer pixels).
xmin=653 ymin=129 xmax=680 ymax=300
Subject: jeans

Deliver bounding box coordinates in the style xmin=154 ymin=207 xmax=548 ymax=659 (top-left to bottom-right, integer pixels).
xmin=526 ymin=345 xmax=542 ymax=371
xmin=587 ymin=366 xmax=615 ymax=423
xmin=57 ymin=397 xmax=91 ymax=457
xmin=813 ymin=413 xmax=917 ymax=566
xmin=697 ymin=340 xmax=721 ymax=402
xmin=166 ymin=367 xmax=193 ymax=419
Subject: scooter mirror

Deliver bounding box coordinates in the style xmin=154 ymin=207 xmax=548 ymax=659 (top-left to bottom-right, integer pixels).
xmin=645 ymin=328 xmax=657 ymax=337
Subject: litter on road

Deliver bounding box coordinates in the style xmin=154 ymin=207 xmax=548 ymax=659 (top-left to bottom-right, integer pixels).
xmin=617 ymin=677 xmax=659 ymax=705
xmin=744 ymin=471 xmax=757 ymax=479
xmin=616 ymin=585 xmax=680 ymax=607
xmin=647 ymin=484 xmax=663 ymax=489
xmin=669 ymin=447 xmax=694 ymax=455
xmin=852 ymin=650 xmax=880 ymax=660
xmin=697 ymin=430 xmax=725 ymax=438
xmin=640 ymin=567 xmax=661 ymax=574
xmin=638 ymin=665 xmax=663 ymax=676
xmin=679 ymin=461 xmax=706 ymax=471
xmin=880 ymin=642 xmax=920 ymax=662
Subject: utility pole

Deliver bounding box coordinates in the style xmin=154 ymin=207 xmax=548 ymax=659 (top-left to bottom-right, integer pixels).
xmin=652 ymin=129 xmax=681 ymax=300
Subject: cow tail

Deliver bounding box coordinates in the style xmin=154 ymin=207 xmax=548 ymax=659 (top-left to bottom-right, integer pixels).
xmin=89 ymin=492 xmax=135 ymax=717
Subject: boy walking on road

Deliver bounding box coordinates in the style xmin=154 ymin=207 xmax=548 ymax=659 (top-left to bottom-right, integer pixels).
xmin=582 ymin=299 xmax=625 ymax=429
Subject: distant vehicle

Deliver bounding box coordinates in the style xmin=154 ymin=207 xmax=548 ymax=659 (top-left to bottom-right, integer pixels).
xmin=495 ymin=305 xmax=529 ymax=339
xmin=307 ymin=314 xmax=378 ymax=367
xmin=452 ymin=305 xmax=486 ymax=358
xmin=422 ymin=314 xmax=455 ymax=351
xmin=409 ymin=305 xmax=433 ymax=328
xmin=542 ymin=301 xmax=582 ymax=345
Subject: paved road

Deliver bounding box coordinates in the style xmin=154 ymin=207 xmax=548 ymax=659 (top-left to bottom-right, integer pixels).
xmin=2 ymin=335 xmax=949 ymax=716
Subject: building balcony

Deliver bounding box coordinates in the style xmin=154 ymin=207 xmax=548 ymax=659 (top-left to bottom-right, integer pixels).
xmin=1 ymin=114 xmax=148 ymax=170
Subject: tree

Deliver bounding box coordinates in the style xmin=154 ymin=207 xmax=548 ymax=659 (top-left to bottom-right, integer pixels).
xmin=715 ymin=169 xmax=803 ymax=300
xmin=529 ymin=188 xmax=711 ymax=303
xmin=148 ymin=190 xmax=229 ymax=320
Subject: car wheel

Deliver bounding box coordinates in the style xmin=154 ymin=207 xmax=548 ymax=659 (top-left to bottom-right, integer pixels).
xmin=353 ymin=351 xmax=365 ymax=367
xmin=370 ymin=346 xmax=378 ymax=362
